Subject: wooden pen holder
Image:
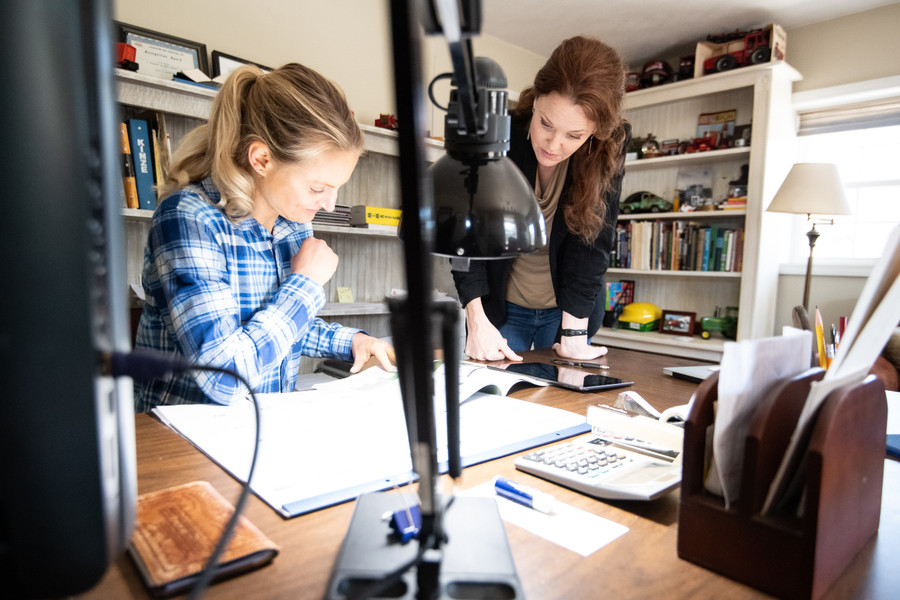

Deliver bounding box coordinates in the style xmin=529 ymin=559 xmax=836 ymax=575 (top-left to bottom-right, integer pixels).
xmin=677 ymin=369 xmax=887 ymax=600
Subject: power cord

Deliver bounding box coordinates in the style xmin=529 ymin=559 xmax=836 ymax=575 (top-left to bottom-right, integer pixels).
xmin=105 ymin=349 xmax=262 ymax=600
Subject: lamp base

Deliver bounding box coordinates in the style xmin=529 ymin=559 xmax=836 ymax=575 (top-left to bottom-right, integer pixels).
xmin=325 ymin=492 xmax=523 ymax=600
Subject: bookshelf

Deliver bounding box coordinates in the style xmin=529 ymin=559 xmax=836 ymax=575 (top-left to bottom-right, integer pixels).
xmin=593 ymin=62 xmax=802 ymax=361
xmin=116 ymin=69 xmax=451 ymax=353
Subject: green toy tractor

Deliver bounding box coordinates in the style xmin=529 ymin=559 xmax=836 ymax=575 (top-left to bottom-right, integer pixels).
xmin=700 ymin=306 xmax=738 ymax=339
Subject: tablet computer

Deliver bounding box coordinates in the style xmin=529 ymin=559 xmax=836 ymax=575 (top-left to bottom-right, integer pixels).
xmin=489 ymin=362 xmax=633 ymax=393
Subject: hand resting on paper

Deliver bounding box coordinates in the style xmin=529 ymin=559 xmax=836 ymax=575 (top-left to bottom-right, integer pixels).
xmin=349 ymin=334 xmax=396 ymax=373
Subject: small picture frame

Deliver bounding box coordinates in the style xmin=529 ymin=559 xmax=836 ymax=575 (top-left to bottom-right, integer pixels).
xmin=116 ymin=22 xmax=209 ymax=80
xmin=659 ymin=310 xmax=696 ymax=336
xmin=211 ymin=51 xmax=273 ymax=79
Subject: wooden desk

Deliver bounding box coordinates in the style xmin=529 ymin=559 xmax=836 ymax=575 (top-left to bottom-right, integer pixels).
xmin=85 ymin=349 xmax=899 ymax=599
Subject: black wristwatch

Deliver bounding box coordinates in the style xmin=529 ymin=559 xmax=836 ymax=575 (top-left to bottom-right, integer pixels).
xmin=560 ymin=328 xmax=588 ymax=337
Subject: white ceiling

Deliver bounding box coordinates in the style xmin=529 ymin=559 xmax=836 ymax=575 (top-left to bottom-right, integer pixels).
xmin=480 ymin=0 xmax=897 ymax=67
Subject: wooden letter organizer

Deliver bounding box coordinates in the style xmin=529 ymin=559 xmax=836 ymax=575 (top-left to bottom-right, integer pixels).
xmin=678 ymin=369 xmax=887 ymax=600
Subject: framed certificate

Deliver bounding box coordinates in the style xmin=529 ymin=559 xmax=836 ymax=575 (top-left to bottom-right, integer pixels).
xmin=116 ymin=22 xmax=209 ymax=81
xmin=211 ymin=50 xmax=272 ymax=79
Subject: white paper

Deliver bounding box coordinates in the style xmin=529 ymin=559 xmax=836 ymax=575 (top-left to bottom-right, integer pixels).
xmin=462 ymin=481 xmax=629 ymax=557
xmin=704 ymin=330 xmax=812 ymax=507
xmin=152 ymin=364 xmax=582 ymax=517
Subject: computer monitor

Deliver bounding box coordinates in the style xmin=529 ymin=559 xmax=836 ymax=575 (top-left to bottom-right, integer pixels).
xmin=0 ymin=1 xmax=137 ymax=597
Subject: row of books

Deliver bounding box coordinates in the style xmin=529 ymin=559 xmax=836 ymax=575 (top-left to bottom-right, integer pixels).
xmin=311 ymin=204 xmax=352 ymax=226
xmin=119 ymin=115 xmax=170 ymax=210
xmin=312 ymin=205 xmax=401 ymax=230
xmin=611 ymin=220 xmax=744 ymax=273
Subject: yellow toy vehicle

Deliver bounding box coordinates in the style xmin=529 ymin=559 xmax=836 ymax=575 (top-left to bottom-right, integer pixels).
xmin=617 ymin=302 xmax=662 ymax=332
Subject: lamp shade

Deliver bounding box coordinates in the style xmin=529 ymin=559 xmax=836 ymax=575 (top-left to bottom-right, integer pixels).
xmin=767 ymin=163 xmax=851 ymax=216
xmin=429 ymin=154 xmax=547 ymax=258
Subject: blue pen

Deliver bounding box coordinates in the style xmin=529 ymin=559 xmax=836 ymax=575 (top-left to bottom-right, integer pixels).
xmin=494 ymin=476 xmax=557 ymax=514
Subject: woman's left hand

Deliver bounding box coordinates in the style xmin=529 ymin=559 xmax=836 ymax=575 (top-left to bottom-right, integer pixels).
xmin=552 ymin=335 xmax=608 ymax=360
xmin=349 ymin=333 xmax=396 ymax=373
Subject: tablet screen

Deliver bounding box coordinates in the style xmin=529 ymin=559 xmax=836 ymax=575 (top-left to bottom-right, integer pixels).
xmin=489 ymin=362 xmax=633 ymax=392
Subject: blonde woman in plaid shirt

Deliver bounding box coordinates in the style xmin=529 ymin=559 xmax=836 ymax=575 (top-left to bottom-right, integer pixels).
xmin=134 ymin=63 xmax=393 ymax=411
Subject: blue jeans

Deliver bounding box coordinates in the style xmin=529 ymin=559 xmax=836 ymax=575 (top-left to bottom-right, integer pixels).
xmin=499 ymin=302 xmax=562 ymax=352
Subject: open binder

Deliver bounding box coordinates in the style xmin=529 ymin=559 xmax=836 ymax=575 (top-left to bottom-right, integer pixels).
xmin=678 ymin=369 xmax=887 ymax=600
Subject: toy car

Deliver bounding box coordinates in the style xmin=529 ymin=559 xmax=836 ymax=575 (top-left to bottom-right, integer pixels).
xmin=620 ymin=191 xmax=673 ymax=214
xmin=700 ymin=306 xmax=738 ymax=339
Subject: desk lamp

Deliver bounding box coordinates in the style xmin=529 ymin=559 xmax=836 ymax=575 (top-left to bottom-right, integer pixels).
xmin=767 ymin=163 xmax=850 ymax=311
xmin=326 ymin=1 xmax=543 ymax=599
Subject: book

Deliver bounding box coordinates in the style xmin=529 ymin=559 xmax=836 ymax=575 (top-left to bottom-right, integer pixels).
xmin=119 ymin=122 xmax=139 ymax=209
xmin=128 ymin=481 xmax=279 ymax=598
xmin=127 ymin=118 xmax=156 ymax=210
xmin=350 ymin=205 xmax=401 ymax=227
xmin=150 ymin=112 xmax=171 ymax=192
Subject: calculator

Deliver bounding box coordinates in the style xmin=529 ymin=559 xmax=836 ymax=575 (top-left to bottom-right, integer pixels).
xmin=513 ymin=404 xmax=683 ymax=501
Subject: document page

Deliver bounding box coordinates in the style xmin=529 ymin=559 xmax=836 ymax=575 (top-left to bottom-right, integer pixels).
xmin=704 ymin=330 xmax=812 ymax=508
xmin=153 ymin=364 xmax=585 ymax=517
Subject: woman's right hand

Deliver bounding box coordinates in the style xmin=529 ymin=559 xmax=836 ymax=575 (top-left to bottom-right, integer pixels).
xmin=291 ymin=236 xmax=338 ymax=286
xmin=464 ymin=298 xmax=523 ymax=362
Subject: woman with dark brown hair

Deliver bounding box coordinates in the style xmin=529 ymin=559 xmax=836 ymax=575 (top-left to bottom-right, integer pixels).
xmin=452 ymin=35 xmax=631 ymax=361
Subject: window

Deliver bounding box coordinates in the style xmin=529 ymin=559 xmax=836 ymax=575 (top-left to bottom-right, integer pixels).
xmin=791 ymin=124 xmax=900 ymax=261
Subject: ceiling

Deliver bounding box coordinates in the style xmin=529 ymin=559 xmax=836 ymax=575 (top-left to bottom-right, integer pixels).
xmin=480 ymin=0 xmax=897 ymax=67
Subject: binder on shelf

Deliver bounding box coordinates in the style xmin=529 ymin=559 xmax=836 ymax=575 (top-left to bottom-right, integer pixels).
xmin=119 ymin=122 xmax=139 ymax=209
xmin=350 ymin=205 xmax=401 ymax=227
xmin=678 ymin=369 xmax=886 ymax=600
xmin=127 ymin=118 xmax=156 ymax=210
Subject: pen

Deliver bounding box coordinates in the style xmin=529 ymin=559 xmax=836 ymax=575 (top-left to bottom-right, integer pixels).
xmin=494 ymin=476 xmax=556 ymax=514
xmin=552 ymin=359 xmax=610 ymax=370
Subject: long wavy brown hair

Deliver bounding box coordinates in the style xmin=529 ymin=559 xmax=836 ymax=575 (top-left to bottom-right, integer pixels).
xmin=512 ymin=36 xmax=628 ymax=243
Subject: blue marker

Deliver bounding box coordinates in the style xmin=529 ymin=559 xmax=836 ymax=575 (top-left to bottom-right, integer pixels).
xmin=494 ymin=476 xmax=557 ymax=514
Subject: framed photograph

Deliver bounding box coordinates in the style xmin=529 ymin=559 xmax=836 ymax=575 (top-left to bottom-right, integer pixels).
xmin=660 ymin=310 xmax=696 ymax=336
xmin=211 ymin=50 xmax=272 ymax=79
xmin=116 ymin=22 xmax=209 ymax=80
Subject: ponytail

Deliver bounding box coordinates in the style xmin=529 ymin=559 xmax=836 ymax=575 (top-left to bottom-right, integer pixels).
xmin=161 ymin=63 xmax=363 ymax=221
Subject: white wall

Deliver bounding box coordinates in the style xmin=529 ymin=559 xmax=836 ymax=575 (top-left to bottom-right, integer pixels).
xmin=112 ymin=0 xmax=545 ymax=138
xmin=787 ymin=3 xmax=900 ymax=92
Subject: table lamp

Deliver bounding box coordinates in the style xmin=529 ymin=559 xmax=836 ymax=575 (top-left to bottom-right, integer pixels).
xmin=767 ymin=163 xmax=851 ymax=311
xmin=326 ymin=1 xmax=542 ymax=598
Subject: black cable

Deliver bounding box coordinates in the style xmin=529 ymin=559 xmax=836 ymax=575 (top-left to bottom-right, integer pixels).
xmin=186 ymin=364 xmax=261 ymax=600
xmin=106 ymin=350 xmax=262 ymax=600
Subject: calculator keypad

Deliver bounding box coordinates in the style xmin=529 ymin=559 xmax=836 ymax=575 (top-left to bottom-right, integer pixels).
xmin=513 ymin=434 xmax=681 ymax=501
xmin=520 ymin=439 xmax=632 ymax=479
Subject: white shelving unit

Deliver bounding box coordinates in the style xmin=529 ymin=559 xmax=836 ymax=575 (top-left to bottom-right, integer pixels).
xmin=116 ymin=69 xmax=450 ymax=344
xmin=592 ymin=62 xmax=802 ymax=361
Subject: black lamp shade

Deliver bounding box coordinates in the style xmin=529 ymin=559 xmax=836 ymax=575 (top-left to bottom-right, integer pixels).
xmin=430 ymin=154 xmax=547 ymax=258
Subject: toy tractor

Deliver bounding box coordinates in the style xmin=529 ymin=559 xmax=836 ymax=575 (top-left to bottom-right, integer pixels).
xmin=700 ymin=306 xmax=738 ymax=339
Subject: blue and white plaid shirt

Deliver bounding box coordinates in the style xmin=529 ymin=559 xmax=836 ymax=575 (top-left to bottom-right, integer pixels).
xmin=134 ymin=178 xmax=359 ymax=412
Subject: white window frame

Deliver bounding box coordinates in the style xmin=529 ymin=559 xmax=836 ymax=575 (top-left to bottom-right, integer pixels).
xmin=782 ymin=75 xmax=900 ymax=278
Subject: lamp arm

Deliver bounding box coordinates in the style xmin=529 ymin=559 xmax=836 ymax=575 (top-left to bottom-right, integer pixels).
xmin=431 ymin=0 xmax=480 ymax=135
